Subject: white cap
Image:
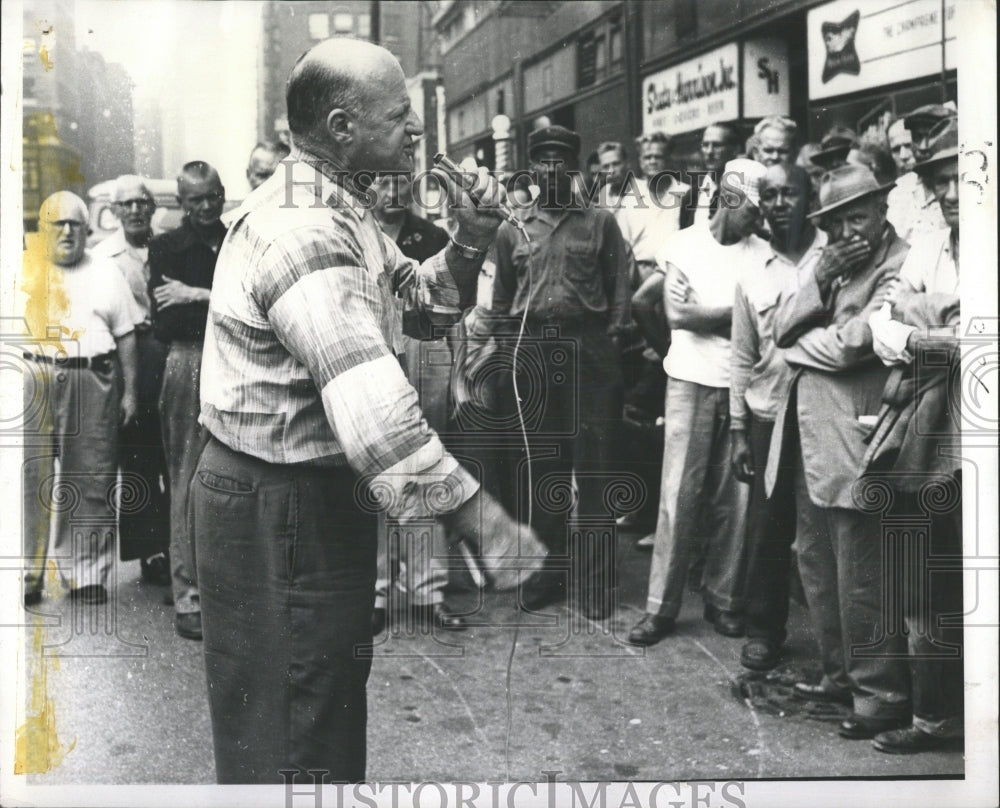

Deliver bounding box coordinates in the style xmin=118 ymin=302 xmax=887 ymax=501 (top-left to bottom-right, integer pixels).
xmin=723 ymin=158 xmax=767 ymax=207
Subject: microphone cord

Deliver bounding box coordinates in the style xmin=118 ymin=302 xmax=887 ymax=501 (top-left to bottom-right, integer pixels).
xmin=504 ymin=221 xmax=532 ymax=781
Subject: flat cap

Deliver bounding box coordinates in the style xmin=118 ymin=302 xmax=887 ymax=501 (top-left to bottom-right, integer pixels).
xmin=528 ymin=125 xmax=581 ymax=159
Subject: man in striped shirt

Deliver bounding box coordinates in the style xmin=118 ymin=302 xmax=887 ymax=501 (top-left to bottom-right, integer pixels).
xmin=194 ymin=38 xmax=540 ymax=784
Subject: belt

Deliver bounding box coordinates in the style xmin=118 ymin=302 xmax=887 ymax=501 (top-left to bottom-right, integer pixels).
xmin=23 ymin=351 xmax=116 ymax=371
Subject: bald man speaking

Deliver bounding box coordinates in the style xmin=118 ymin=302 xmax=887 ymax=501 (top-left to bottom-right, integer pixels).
xmin=196 ymin=39 xmax=541 ymax=783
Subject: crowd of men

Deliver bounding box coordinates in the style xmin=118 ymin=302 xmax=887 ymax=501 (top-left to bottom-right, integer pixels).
xmin=21 ymin=35 xmax=963 ymax=783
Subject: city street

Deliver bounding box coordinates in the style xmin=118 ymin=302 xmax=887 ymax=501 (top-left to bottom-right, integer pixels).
xmin=20 ymin=527 xmax=963 ymax=786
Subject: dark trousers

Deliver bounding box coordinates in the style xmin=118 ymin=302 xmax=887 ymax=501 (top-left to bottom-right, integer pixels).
xmin=160 ymin=340 xmax=208 ymax=612
xmin=195 ymin=437 xmax=376 ymax=784
xmin=892 ymin=483 xmax=964 ymax=735
xmin=118 ymin=329 xmax=170 ymax=561
xmin=742 ymin=416 xmax=797 ymax=642
xmin=511 ymin=325 xmax=623 ymax=595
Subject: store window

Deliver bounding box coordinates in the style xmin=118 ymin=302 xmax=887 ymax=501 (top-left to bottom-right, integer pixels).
xmin=308 ymin=13 xmax=329 ymax=40
xmin=333 ymin=13 xmax=354 ymax=34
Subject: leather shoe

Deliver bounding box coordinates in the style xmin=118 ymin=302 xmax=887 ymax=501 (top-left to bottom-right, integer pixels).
xmin=519 ymin=570 xmax=565 ymax=612
xmin=626 ymin=613 xmax=675 ymax=646
xmin=872 ymin=726 xmax=961 ymax=754
xmin=24 ymin=590 xmax=42 ymax=607
xmin=703 ymin=604 xmax=744 ymax=637
xmin=740 ymin=638 xmax=781 ymax=671
xmin=839 ymin=714 xmax=908 ymax=740
xmin=70 ymin=584 xmax=108 ymax=605
xmin=372 ymin=607 xmax=387 ymax=635
xmin=175 ymin=612 xmax=203 ymax=641
xmin=140 ymin=554 xmax=171 ymax=586
xmin=792 ymin=681 xmax=853 ymax=706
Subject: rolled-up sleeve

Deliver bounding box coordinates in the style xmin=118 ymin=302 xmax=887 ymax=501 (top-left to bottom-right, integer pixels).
xmin=256 ymin=226 xmax=479 ymax=522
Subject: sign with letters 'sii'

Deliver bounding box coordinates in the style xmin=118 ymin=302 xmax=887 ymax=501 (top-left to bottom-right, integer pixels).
xmin=808 ymin=0 xmax=957 ymax=100
xmin=642 ymin=39 xmax=790 ymax=136
xmin=643 ymin=43 xmax=739 ymax=135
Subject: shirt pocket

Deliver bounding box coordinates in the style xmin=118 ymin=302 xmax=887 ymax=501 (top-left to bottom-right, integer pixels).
xmin=563 ymin=239 xmax=600 ymax=290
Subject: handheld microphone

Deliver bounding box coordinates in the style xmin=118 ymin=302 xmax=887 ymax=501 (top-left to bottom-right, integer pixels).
xmin=432 ymin=153 xmax=526 ymax=233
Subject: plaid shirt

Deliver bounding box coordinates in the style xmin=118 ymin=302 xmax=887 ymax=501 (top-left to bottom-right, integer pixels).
xmin=200 ymin=151 xmax=481 ymax=521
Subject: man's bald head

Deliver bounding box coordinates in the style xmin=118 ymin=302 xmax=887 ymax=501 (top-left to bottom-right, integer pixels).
xmin=40 ymin=190 xmax=88 ymax=224
xmin=284 ymin=37 xmax=423 ymax=177
xmin=39 ymin=191 xmax=89 ymax=266
xmin=286 ymin=38 xmax=401 ymax=145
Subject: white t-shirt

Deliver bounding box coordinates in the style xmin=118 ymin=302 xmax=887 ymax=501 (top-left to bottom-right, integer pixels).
xmin=612 ymin=177 xmax=692 ymax=264
xmin=20 ymin=248 xmax=141 ymax=358
xmin=657 ymin=223 xmax=770 ymax=388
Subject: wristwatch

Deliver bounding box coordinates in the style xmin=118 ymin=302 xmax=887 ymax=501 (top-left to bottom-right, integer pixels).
xmin=449 ymin=236 xmax=488 ymax=259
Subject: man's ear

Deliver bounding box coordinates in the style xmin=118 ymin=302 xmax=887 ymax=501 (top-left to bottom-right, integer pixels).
xmin=326 ymin=108 xmax=353 ymax=145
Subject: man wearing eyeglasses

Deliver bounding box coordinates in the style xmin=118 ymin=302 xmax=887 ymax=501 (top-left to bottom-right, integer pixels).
xmin=93 ymin=176 xmax=172 ymax=590
xmin=148 ymin=161 xmax=227 ymax=640
xmin=21 ymin=192 xmax=141 ymax=607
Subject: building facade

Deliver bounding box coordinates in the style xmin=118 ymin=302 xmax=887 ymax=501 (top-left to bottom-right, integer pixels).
xmin=22 ymin=1 xmax=135 ymax=229
xmin=434 ymin=0 xmax=957 ymax=174
xmin=257 ymin=0 xmax=441 ymax=146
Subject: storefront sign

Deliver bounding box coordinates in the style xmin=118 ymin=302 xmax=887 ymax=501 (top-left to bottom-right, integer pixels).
xmin=743 ymin=37 xmax=791 ymax=119
xmin=642 ymin=38 xmax=790 ymax=135
xmin=642 ymin=43 xmax=739 ymax=135
xmin=808 ymin=0 xmax=957 ymax=100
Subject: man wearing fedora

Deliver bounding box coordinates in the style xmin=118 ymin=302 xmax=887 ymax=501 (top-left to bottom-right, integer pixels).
xmin=886 ymin=104 xmax=955 ymax=241
xmin=766 ymin=163 xmax=912 ymax=739
xmin=809 ymin=124 xmax=857 ymax=173
xmin=490 ymin=125 xmax=632 ymax=619
xmin=864 ymin=117 xmax=964 ymax=754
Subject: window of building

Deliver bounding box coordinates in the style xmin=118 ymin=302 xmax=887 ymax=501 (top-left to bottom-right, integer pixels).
xmin=357 ymin=13 xmax=371 ymax=38
xmin=594 ymin=32 xmax=607 ymax=80
xmin=578 ymin=32 xmax=597 ymax=88
xmin=543 ymin=63 xmax=553 ymax=102
xmin=308 ymin=13 xmax=330 ymax=40
xmin=609 ymin=20 xmax=622 ymax=66
xmin=333 ymin=13 xmax=354 ymax=34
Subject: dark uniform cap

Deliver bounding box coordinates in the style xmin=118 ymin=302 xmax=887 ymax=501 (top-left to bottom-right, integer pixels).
xmin=528 ymin=125 xmax=581 ymax=159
